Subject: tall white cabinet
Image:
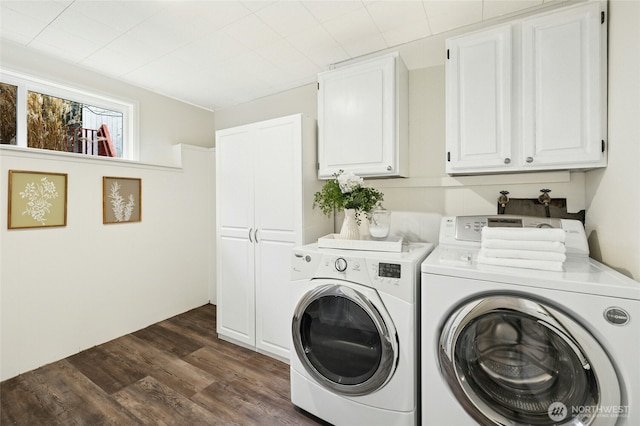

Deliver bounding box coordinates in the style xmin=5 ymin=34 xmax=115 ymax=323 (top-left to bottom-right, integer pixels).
xmin=446 ymin=1 xmax=607 ymax=174
xmin=215 ymin=114 xmax=331 ymax=362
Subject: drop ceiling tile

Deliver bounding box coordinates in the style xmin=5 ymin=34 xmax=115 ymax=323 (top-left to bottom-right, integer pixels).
xmin=81 ymin=45 xmax=149 ymax=77
xmin=379 ymin=22 xmax=431 ymax=48
xmin=240 ymin=1 xmax=277 ymax=13
xmin=483 ymin=0 xmax=543 ymax=20
xmin=0 ymin=1 xmax=72 ymax=25
xmin=258 ymin=39 xmax=321 ymax=81
xmin=255 ymin=1 xmax=319 ymax=37
xmin=124 ymin=15 xmax=193 ymax=53
xmin=185 ymin=1 xmax=253 ymax=31
xmin=0 ymin=6 xmax=49 ymax=44
xmin=225 ymin=52 xmax=283 ymax=83
xmin=423 ymin=0 xmax=482 ymax=34
xmin=323 ymin=8 xmax=386 ymax=51
xmin=30 ymin=26 xmax=100 ymax=62
xmin=46 ymin=8 xmax=124 ymax=46
xmin=121 ymin=63 xmax=174 ymax=91
xmin=102 ymin=24 xmax=184 ymax=69
xmin=303 ymin=1 xmax=364 ymax=24
xmin=69 ymin=0 xmax=165 ymax=34
xmin=365 ymin=1 xmax=431 ymax=47
xmin=138 ymin=2 xmax=249 ymax=44
xmin=167 ymin=32 xmax=247 ymax=72
xmin=366 ymin=1 xmax=429 ymax=34
xmin=339 ymin=33 xmax=388 ymax=59
xmin=221 ymin=13 xmax=283 ymax=49
xmin=286 ymin=25 xmax=350 ymax=67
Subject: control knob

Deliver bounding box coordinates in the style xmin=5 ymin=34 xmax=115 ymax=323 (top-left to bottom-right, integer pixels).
xmin=334 ymin=258 xmax=348 ymax=272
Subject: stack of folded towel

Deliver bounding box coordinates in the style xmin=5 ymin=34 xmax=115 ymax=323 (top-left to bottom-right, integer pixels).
xmin=478 ymin=226 xmax=567 ymax=272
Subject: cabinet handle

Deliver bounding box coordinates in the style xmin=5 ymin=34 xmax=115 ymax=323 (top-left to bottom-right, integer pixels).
xmin=254 ymin=229 xmax=259 ymax=243
xmin=526 ymin=157 xmax=534 ymax=163
xmin=248 ymin=228 xmax=253 ymax=243
xmin=386 ymin=165 xmax=392 ymax=171
xmin=504 ymin=158 xmax=511 ymax=164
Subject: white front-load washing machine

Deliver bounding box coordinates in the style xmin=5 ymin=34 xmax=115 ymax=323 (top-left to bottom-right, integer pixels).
xmin=422 ymin=216 xmax=640 ymax=426
xmin=291 ymin=242 xmax=434 ymax=426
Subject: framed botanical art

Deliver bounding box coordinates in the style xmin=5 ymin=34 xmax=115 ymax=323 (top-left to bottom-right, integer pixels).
xmin=8 ymin=170 xmax=68 ymax=229
xmin=103 ymin=176 xmax=142 ymax=224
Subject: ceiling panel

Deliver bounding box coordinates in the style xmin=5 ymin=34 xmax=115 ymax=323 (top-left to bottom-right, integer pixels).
xmin=0 ymin=0 xmax=570 ymax=111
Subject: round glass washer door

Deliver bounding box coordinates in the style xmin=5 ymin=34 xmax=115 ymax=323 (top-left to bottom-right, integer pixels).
xmin=292 ymin=283 xmax=398 ymax=396
xmin=439 ymin=295 xmax=620 ymax=426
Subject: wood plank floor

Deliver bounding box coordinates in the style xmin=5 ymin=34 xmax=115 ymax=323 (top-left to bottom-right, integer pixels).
xmin=0 ymin=304 xmax=328 ymax=425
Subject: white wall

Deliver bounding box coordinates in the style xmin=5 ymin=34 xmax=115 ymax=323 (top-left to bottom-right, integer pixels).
xmin=0 ymin=43 xmax=217 ymax=381
xmin=585 ymin=0 xmax=640 ymax=280
xmin=0 ymin=145 xmax=214 ymax=381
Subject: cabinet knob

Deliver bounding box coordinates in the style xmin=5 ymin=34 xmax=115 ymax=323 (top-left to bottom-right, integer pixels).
xmin=526 ymin=157 xmax=534 ymax=163
xmin=504 ymin=158 xmax=511 ymax=164
xmin=386 ymin=165 xmax=392 ymax=171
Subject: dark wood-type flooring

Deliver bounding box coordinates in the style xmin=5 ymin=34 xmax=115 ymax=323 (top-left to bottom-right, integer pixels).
xmin=1 ymin=304 xmax=327 ymax=425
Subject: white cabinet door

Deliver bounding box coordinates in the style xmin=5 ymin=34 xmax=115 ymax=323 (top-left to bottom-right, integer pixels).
xmin=521 ymin=1 xmax=605 ymax=168
xmin=446 ymin=25 xmax=513 ymax=174
xmin=253 ymin=115 xmax=302 ymax=360
xmin=444 ymin=2 xmax=606 ymax=175
xmin=318 ymin=53 xmax=408 ymax=178
xmin=216 ymin=127 xmax=255 ymax=347
xmin=216 ymin=114 xmax=319 ymax=362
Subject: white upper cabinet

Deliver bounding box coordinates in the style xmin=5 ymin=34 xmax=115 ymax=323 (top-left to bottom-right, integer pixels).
xmin=318 ymin=53 xmax=408 ymax=178
xmin=521 ymin=2 xmax=605 ymax=168
xmin=446 ymin=1 xmax=607 ymax=175
xmin=446 ymin=25 xmax=513 ymax=173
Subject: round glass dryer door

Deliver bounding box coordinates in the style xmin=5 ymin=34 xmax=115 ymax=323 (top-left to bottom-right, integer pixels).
xmin=292 ymin=283 xmax=398 ymax=396
xmin=439 ymin=295 xmax=620 ymax=426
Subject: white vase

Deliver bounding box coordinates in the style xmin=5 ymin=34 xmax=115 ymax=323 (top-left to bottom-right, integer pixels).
xmin=339 ymin=208 xmax=360 ymax=240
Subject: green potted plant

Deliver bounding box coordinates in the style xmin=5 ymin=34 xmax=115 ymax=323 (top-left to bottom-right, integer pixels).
xmin=314 ymin=170 xmax=384 ymax=239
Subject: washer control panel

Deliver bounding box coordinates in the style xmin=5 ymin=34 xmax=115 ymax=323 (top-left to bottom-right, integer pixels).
xmin=324 ymin=256 xmax=403 ymax=285
xmin=292 ymin=242 xmax=434 ymax=304
xmin=323 ymin=255 xmax=409 ymax=300
xmin=455 ymin=215 xmax=562 ymax=242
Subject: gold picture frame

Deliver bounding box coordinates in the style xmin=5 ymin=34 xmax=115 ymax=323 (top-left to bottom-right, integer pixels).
xmin=8 ymin=170 xmax=68 ymax=229
xmin=103 ymin=176 xmax=142 ymax=224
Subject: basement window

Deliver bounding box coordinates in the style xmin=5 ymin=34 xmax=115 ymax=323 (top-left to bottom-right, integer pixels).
xmin=1 ymin=71 xmax=136 ymax=160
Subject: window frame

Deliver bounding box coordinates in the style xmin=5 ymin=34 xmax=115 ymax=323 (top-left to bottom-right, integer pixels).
xmin=0 ymin=69 xmax=138 ymax=161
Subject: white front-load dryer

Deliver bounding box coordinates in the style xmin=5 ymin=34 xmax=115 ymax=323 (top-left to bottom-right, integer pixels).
xmin=291 ymin=242 xmax=433 ymax=426
xmin=422 ymin=216 xmax=640 ymax=426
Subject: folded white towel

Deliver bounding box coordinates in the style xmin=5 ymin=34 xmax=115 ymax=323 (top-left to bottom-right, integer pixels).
xmin=481 ymin=227 xmax=566 ymax=242
xmin=477 ymin=254 xmax=564 ymax=272
xmin=481 ymin=239 xmax=566 ymax=253
xmin=481 ymin=248 xmax=567 ymax=262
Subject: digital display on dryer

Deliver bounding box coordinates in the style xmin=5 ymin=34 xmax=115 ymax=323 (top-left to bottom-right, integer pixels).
xmin=379 ymin=263 xmax=401 ymax=278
